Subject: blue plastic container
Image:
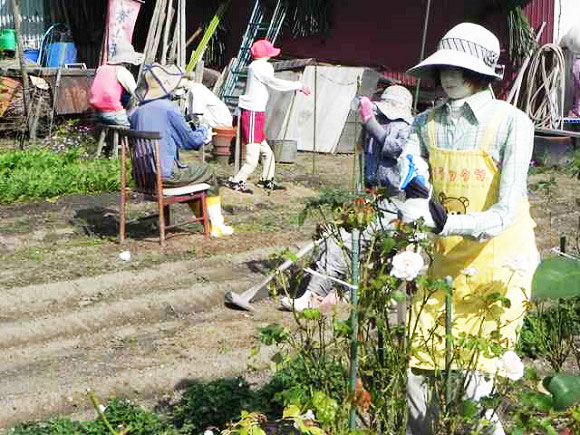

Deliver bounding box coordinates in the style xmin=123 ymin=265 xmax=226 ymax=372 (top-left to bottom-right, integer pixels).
xmin=23 ymin=49 xmax=40 ymax=63
xmin=45 ymin=42 xmax=77 ymax=67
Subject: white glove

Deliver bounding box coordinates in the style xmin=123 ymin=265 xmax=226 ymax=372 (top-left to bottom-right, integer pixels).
xmin=391 ymin=198 xmax=436 ymax=228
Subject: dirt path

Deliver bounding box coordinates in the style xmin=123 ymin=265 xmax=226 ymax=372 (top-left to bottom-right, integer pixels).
xmin=0 ymin=152 xmax=577 ymax=430
xmin=0 ymin=246 xmax=304 ymax=430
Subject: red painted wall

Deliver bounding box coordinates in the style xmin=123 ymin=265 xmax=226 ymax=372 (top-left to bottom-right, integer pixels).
xmin=133 ymin=0 xmax=554 ymax=98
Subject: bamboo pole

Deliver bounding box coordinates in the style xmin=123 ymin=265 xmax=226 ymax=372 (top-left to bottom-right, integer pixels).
xmin=312 ymin=63 xmax=317 ymax=174
xmin=169 ymin=0 xmax=179 ymax=64
xmin=139 ymin=0 xmax=164 ymax=81
xmin=160 ymin=0 xmax=174 ymax=64
xmin=150 ymin=0 xmax=168 ymax=64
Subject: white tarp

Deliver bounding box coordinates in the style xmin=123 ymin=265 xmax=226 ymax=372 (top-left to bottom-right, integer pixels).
xmin=268 ymin=66 xmax=365 ymax=153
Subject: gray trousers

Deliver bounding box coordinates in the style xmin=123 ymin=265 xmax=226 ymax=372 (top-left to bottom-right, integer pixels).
xmin=407 ymin=370 xmax=505 ymax=435
xmin=306 ymin=201 xmax=399 ymax=297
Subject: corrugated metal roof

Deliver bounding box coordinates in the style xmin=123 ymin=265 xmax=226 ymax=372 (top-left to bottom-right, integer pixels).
xmin=0 ymin=0 xmax=46 ymax=49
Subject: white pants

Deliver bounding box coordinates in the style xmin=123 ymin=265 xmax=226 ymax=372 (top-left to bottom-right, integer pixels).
xmin=232 ymin=141 xmax=275 ymax=183
xmin=406 ymin=370 xmax=505 ymax=435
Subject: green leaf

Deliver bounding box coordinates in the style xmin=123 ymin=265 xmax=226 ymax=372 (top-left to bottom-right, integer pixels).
xmin=301 ymin=308 xmax=322 ymax=320
xmin=532 ymin=257 xmax=580 ymax=300
xmin=283 ymin=405 xmax=301 ymax=418
xmin=521 ymin=392 xmax=554 ymax=412
xmin=546 ymin=374 xmax=580 ymax=410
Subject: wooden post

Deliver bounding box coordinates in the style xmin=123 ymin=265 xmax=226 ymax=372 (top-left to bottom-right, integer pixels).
xmin=161 ymin=0 xmax=174 ymax=64
xmin=195 ymin=60 xmax=204 ymax=83
xmin=119 ymin=136 xmax=127 ymax=243
xmin=180 ymin=0 xmax=186 ymax=68
xmin=10 ymin=0 xmax=31 ymax=138
xmin=138 ymin=0 xmax=163 ymax=82
xmin=150 ymin=0 xmax=168 ymax=64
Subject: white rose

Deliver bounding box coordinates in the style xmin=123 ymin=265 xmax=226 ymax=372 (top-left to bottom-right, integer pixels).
xmin=119 ymin=250 xmax=131 ymax=262
xmin=390 ymin=251 xmax=424 ymax=281
xmin=496 ymin=350 xmax=524 ymax=381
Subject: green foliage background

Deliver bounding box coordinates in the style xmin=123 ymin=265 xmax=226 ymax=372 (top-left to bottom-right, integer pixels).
xmin=0 ymin=149 xmax=121 ymax=204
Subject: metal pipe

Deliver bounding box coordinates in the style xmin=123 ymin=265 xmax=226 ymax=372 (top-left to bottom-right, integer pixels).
xmin=413 ymin=0 xmax=432 ymax=113
xmin=444 ymin=276 xmax=453 ymax=408
xmin=348 ymin=227 xmax=361 ymax=430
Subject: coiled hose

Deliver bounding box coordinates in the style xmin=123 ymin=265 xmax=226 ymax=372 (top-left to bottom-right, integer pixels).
xmin=521 ymin=43 xmax=566 ymax=129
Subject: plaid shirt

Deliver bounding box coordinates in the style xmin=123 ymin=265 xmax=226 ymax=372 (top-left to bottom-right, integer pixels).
xmin=404 ymin=89 xmax=534 ymax=240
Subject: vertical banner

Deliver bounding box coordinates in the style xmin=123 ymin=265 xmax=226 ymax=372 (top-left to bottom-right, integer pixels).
xmin=101 ymin=0 xmax=142 ymax=64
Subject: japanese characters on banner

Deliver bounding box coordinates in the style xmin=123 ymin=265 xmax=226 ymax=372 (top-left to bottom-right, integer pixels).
xmin=101 ymin=0 xmax=142 ymax=64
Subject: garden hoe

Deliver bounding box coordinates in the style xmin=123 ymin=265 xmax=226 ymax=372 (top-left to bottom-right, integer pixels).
xmin=224 ymin=240 xmax=320 ymax=311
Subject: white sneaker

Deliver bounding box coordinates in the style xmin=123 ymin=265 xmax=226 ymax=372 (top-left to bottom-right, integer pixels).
xmin=280 ymin=291 xmax=322 ymax=312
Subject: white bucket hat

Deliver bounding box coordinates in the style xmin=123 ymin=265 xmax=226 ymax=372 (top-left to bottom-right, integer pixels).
xmin=108 ymin=40 xmax=143 ymax=66
xmin=375 ymin=85 xmax=413 ymax=124
xmin=407 ymin=22 xmax=504 ymax=80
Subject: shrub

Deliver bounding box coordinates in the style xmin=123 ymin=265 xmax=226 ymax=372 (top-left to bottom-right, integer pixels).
xmin=172 ymin=378 xmax=256 ymax=433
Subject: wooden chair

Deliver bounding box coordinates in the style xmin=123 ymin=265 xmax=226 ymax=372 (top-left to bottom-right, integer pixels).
xmin=117 ymin=127 xmax=210 ymax=245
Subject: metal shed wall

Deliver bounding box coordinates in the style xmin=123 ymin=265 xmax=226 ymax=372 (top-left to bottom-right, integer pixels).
xmin=523 ymin=0 xmax=555 ymax=45
xmin=0 ymin=0 xmax=46 ymax=49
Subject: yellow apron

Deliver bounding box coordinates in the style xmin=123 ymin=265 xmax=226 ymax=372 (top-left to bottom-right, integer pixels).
xmin=409 ymin=108 xmax=537 ymax=374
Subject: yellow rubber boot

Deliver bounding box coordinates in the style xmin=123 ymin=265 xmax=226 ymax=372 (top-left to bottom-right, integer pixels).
xmin=206 ymin=195 xmax=234 ymax=237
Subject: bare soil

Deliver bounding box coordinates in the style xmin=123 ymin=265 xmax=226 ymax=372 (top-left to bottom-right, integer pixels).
xmin=0 ymin=151 xmax=577 ymax=431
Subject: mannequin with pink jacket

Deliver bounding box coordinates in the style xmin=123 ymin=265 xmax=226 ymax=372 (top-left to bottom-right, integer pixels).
xmin=89 ymin=41 xmax=142 ymax=127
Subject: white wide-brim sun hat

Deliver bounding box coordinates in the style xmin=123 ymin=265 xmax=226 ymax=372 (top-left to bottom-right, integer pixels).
xmin=407 ymin=22 xmax=504 ymax=80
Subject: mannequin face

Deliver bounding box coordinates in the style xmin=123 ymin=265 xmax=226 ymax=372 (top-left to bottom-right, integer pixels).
xmin=439 ymin=67 xmax=476 ymax=100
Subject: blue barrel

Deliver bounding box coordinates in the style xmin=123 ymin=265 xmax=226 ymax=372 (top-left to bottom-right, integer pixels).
xmin=45 ymin=42 xmax=77 ymax=67
xmin=24 ymin=49 xmax=40 ymax=63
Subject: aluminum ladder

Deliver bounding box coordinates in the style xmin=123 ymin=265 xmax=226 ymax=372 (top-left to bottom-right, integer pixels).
xmin=219 ymin=0 xmax=287 ymax=108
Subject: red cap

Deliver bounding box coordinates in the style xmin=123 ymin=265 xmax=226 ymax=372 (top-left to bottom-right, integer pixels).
xmin=250 ymin=39 xmax=281 ymax=58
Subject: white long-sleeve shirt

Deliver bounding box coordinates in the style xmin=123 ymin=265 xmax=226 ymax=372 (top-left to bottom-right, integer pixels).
xmin=238 ymin=58 xmax=302 ymax=112
xmin=116 ymin=66 xmax=137 ymax=95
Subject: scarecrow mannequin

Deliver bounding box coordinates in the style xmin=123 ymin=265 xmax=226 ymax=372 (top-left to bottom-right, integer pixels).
xmin=131 ymin=63 xmax=233 ymax=238
xmin=568 ymin=56 xmax=580 ymax=117
xmin=560 ymin=23 xmax=580 ymax=117
xmin=89 ymin=41 xmax=142 ymax=127
xmin=359 ymin=85 xmax=414 ymax=192
xmin=400 ymin=23 xmax=539 ymax=434
xmin=181 ymin=79 xmax=233 ymax=128
xmin=280 ymin=86 xmax=415 ymax=312
xmin=228 ymin=39 xmax=310 ymax=193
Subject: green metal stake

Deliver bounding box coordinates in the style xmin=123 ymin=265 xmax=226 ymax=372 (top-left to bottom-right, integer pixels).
xmin=348 ymin=82 xmax=364 ymax=429
xmin=348 ymin=227 xmax=361 ymax=430
xmin=444 ymin=276 xmax=453 ymax=409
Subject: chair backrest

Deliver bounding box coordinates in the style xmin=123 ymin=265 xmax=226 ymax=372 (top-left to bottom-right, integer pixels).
xmin=118 ymin=128 xmax=163 ymax=197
